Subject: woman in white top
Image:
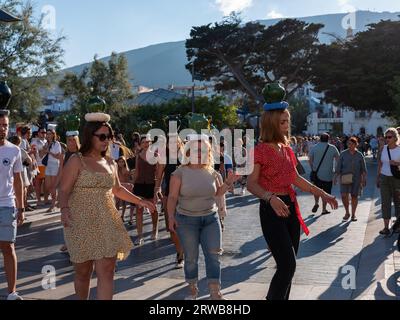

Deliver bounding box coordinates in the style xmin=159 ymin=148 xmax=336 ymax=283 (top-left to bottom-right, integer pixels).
xmin=377 ymin=128 xmax=400 ymax=235
xmin=44 ymin=128 xmax=62 ymax=212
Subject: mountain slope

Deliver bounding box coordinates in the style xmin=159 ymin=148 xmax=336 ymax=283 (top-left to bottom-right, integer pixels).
xmin=62 ymin=11 xmax=400 ymax=89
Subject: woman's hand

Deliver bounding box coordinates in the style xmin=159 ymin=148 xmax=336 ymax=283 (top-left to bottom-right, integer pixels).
xmin=140 ymin=199 xmax=156 ymax=213
xmin=321 ymin=193 xmax=339 ymax=210
xmin=61 ymin=208 xmax=73 ymax=228
xmin=154 ymin=187 xmax=163 ymax=203
xmin=270 ymin=196 xmax=290 ymax=218
xmin=168 ymin=214 xmax=178 ymax=233
xmin=225 ymin=171 xmax=241 ymax=186
xmin=17 ymin=209 xmax=25 ymax=226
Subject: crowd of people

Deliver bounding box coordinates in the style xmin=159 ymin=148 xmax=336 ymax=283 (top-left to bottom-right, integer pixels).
xmin=290 ymin=134 xmax=385 ymax=160
xmin=1 ymin=107 xmax=400 ymax=301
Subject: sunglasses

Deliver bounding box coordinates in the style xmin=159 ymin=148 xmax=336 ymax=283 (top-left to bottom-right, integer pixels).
xmin=385 ymin=136 xmax=394 ymax=140
xmin=93 ymin=133 xmax=113 ymax=142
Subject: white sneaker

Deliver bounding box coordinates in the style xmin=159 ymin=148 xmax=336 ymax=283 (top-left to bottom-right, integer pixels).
xmin=7 ymin=292 xmax=23 ymax=300
xmin=175 ymin=253 xmax=184 ymax=269
xmin=134 ymin=238 xmax=144 ymax=246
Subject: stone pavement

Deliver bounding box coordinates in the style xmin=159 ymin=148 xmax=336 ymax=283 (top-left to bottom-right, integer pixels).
xmin=0 ymin=156 xmax=399 ymax=300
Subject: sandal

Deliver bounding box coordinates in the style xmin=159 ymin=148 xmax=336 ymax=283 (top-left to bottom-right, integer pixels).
xmin=351 ymin=217 xmax=358 ymax=222
xmin=321 ymin=211 xmax=331 ymax=215
xmin=343 ymin=213 xmax=350 ymax=221
xmin=312 ymin=204 xmax=319 ymax=213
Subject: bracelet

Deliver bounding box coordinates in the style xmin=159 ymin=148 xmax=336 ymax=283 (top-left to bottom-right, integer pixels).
xmin=268 ymin=194 xmax=277 ymax=203
xmin=262 ymin=191 xmax=272 ymax=202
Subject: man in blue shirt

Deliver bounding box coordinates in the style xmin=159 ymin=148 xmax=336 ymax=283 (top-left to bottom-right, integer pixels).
xmin=309 ymin=133 xmax=340 ymax=215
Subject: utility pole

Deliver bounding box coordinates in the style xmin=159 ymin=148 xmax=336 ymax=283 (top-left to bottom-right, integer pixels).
xmin=191 ymin=61 xmax=195 ymax=113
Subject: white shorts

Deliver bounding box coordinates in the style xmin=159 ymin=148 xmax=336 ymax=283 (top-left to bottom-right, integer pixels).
xmin=45 ymin=163 xmax=59 ymax=176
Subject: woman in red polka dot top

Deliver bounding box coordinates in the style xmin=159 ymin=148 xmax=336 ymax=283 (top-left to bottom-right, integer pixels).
xmin=248 ymin=104 xmax=338 ymax=300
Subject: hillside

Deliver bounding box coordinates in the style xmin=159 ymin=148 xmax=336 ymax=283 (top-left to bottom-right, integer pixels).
xmin=61 ymin=11 xmax=400 ymax=89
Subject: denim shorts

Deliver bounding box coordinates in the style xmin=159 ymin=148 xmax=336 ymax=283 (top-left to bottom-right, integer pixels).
xmin=0 ymin=207 xmax=17 ymax=243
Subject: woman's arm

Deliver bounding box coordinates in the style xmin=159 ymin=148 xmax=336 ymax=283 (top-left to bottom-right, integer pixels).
xmin=333 ymin=154 xmax=343 ymax=184
xmin=154 ymin=163 xmax=165 ymax=201
xmin=215 ymin=171 xmax=240 ymax=196
xmin=247 ymin=164 xmax=273 ymax=200
xmin=166 ymin=175 xmax=182 ymax=233
xmin=112 ymin=163 xmax=155 ymax=211
xmin=59 ymin=156 xmax=82 ymax=227
xmin=294 ymin=174 xmax=338 ymax=209
xmin=247 ymin=164 xmax=291 ymax=217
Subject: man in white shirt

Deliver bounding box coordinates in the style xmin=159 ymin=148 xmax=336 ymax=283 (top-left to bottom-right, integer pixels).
xmin=0 ymin=113 xmax=25 ymax=300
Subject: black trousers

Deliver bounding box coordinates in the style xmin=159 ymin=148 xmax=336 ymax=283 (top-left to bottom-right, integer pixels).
xmin=259 ymin=196 xmax=300 ymax=300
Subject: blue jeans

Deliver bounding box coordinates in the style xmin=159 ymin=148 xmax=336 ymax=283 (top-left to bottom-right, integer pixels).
xmin=176 ymin=212 xmax=222 ymax=285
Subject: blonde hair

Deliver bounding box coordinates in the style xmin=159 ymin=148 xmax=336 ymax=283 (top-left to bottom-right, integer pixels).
xmin=385 ymin=128 xmax=400 ymax=145
xmin=180 ymin=139 xmax=214 ymax=172
xmin=260 ymin=109 xmax=291 ymax=145
xmin=67 ymin=135 xmax=81 ymax=152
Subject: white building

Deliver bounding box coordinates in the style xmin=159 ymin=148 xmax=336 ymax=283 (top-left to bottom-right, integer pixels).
xmin=299 ymin=84 xmax=395 ymax=136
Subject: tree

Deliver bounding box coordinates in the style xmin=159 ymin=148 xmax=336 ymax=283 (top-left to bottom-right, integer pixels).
xmin=59 ymin=52 xmax=134 ymax=120
xmin=288 ymin=97 xmax=310 ymax=134
xmin=312 ymin=20 xmax=400 ymax=117
xmin=389 ymin=76 xmax=400 ymax=120
xmin=117 ymin=96 xmax=239 ymax=140
xmin=0 ymin=0 xmax=65 ymax=122
xmin=185 ymin=13 xmax=323 ymax=108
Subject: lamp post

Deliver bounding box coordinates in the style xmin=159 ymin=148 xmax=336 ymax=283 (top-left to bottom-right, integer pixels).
xmin=0 ymin=8 xmax=21 ymax=22
xmin=191 ymin=60 xmax=195 ymax=113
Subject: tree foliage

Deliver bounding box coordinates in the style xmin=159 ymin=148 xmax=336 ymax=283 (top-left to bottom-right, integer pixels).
xmin=0 ymin=0 xmax=65 ymax=122
xmin=59 ymin=52 xmax=134 ymax=119
xmin=312 ymin=20 xmax=400 ymax=117
xmin=117 ymin=96 xmax=239 ymax=138
xmin=288 ymin=97 xmax=310 ymax=134
xmin=186 ymin=13 xmax=323 ymax=108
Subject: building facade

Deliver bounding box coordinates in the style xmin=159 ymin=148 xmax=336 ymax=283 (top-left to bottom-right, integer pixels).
xmin=298 ymin=84 xmax=395 ymax=136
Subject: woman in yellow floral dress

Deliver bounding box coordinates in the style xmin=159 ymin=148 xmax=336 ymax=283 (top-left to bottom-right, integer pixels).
xmin=59 ymin=117 xmax=155 ymax=300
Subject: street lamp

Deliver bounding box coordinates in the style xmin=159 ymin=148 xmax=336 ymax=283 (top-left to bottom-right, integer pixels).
xmin=191 ymin=60 xmax=195 ymax=113
xmin=0 ymin=8 xmax=21 ymax=22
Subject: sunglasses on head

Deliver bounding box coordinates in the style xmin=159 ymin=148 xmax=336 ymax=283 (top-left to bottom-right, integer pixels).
xmin=93 ymin=133 xmax=113 ymax=142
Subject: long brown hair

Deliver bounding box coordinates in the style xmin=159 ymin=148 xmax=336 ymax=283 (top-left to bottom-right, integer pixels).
xmin=260 ymin=109 xmax=291 ymax=145
xmin=80 ymin=121 xmax=114 ymax=157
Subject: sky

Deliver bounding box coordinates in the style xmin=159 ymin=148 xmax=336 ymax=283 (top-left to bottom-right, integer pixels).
xmin=28 ymin=0 xmax=400 ymax=68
